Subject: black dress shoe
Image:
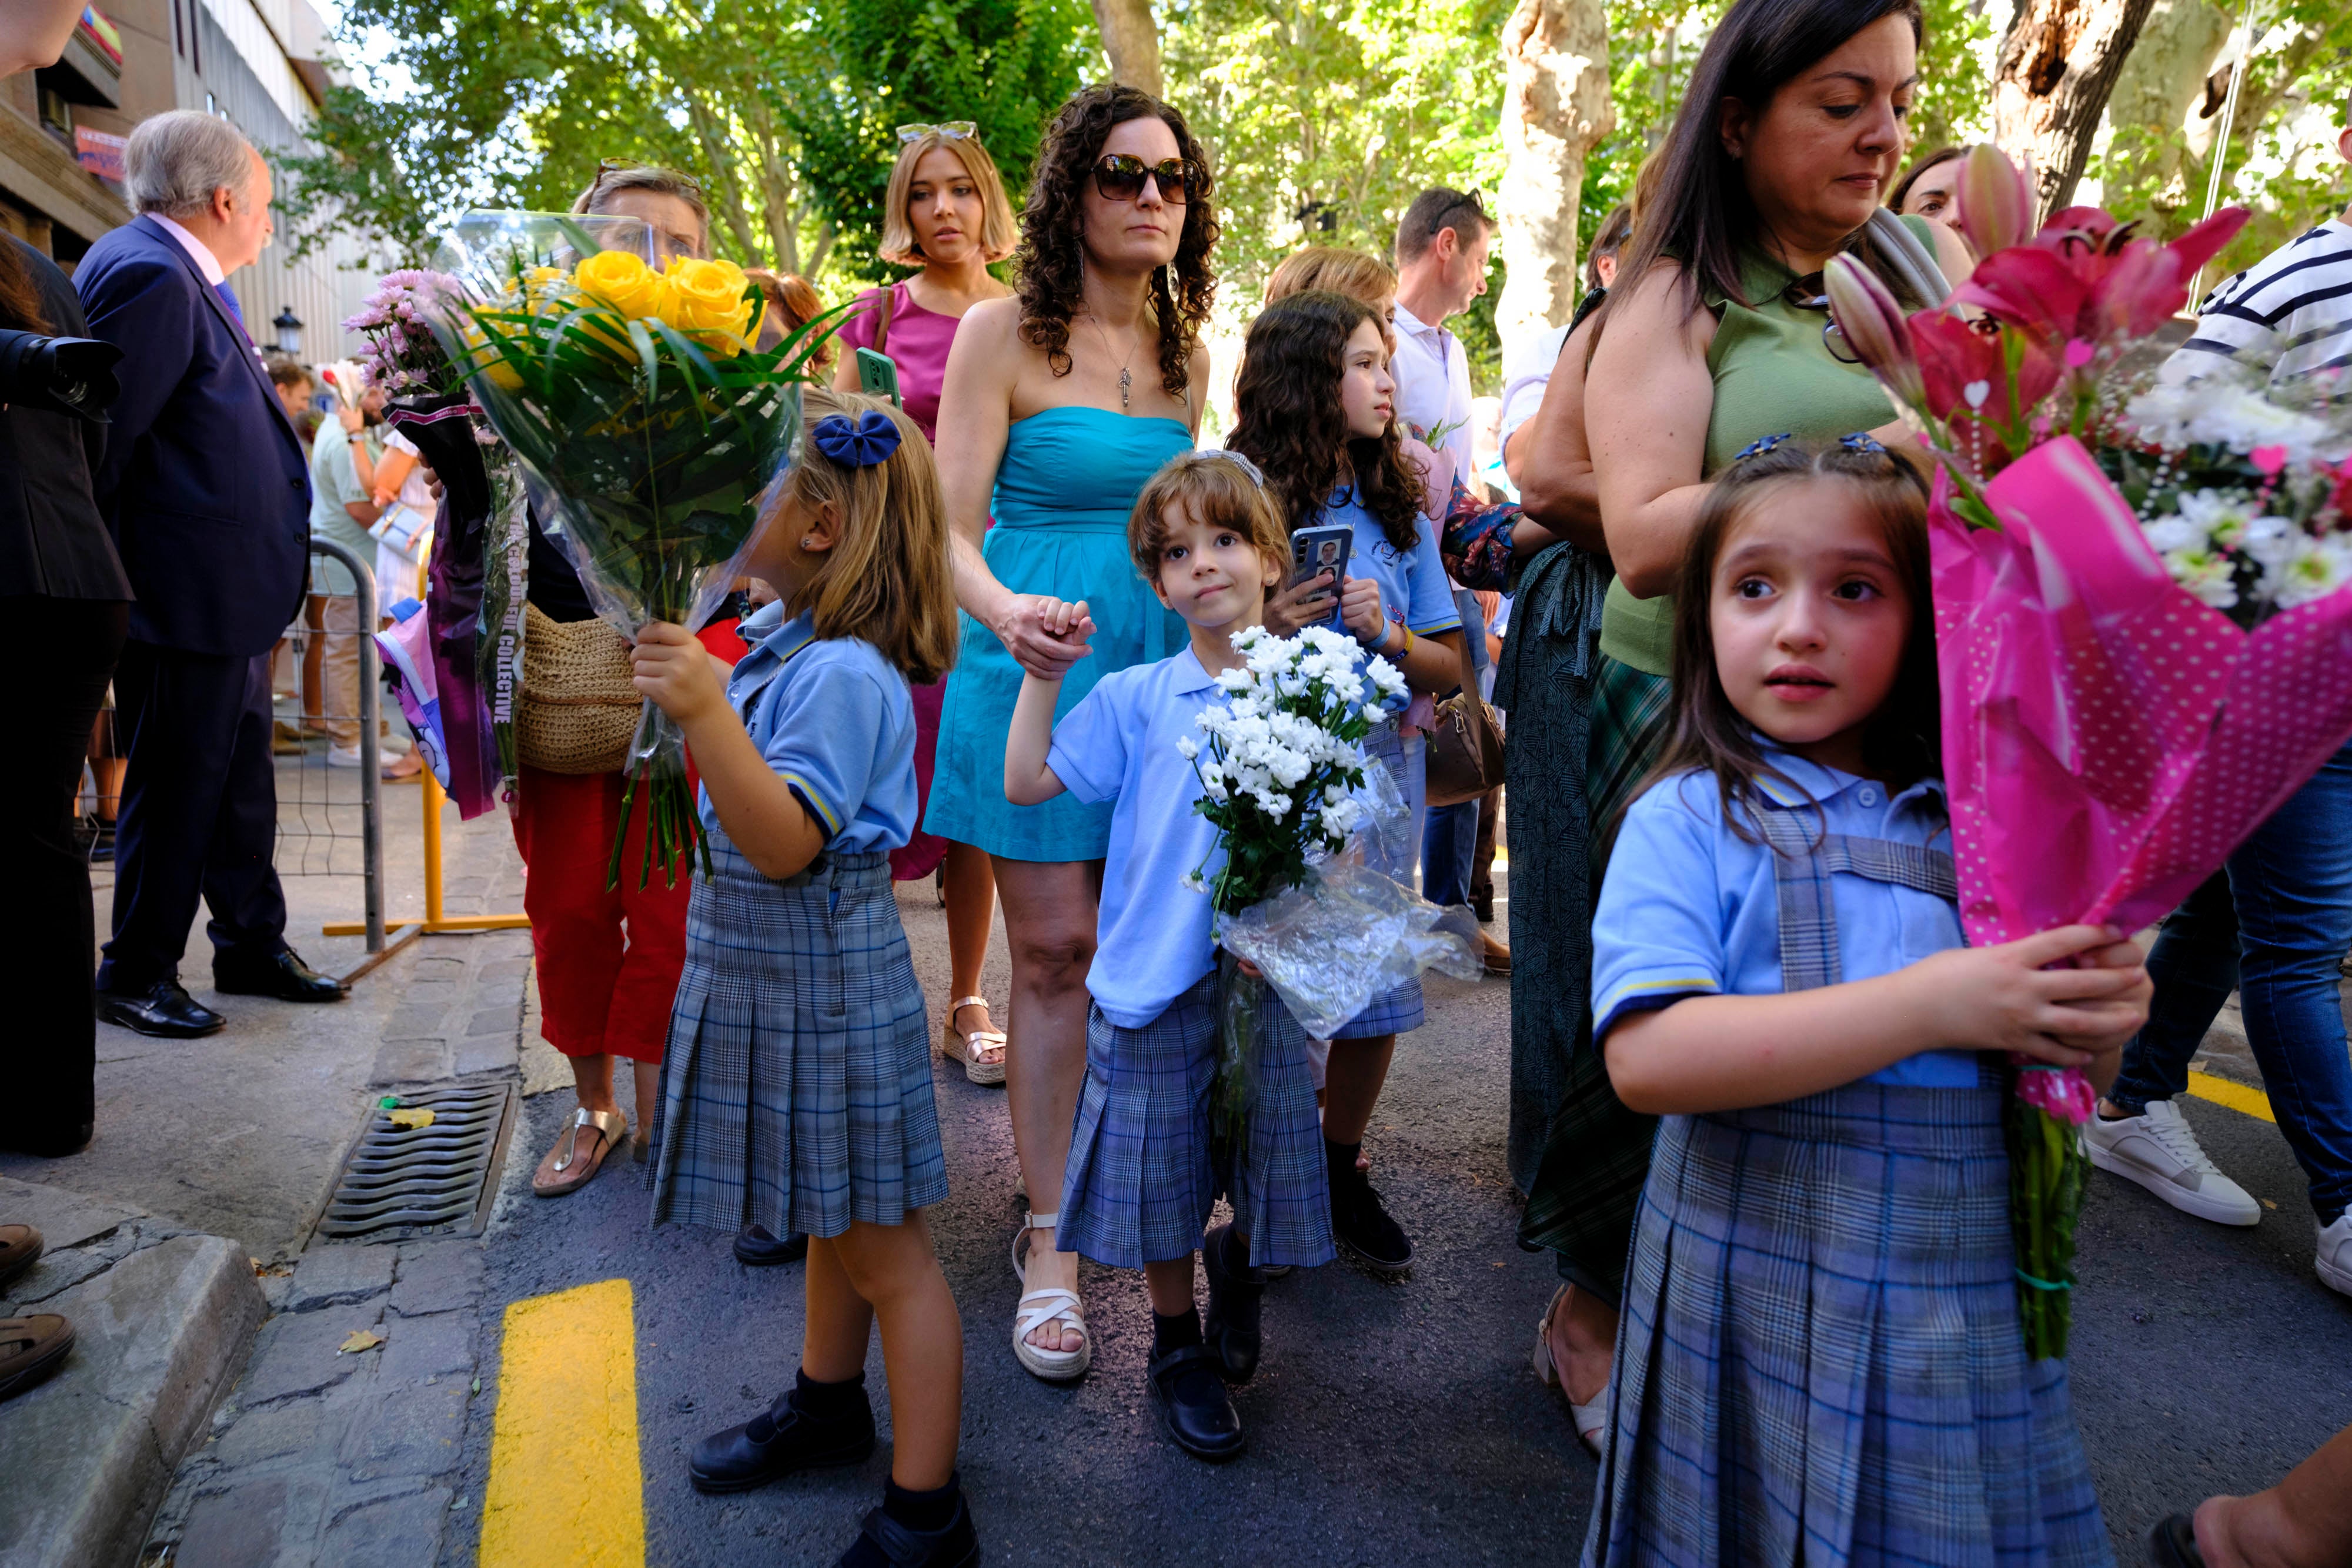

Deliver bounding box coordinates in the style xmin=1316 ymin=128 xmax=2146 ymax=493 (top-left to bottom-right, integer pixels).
xmin=688 ymin=1383 xmax=875 ymax=1493
xmin=1201 ymin=1222 xmax=1265 ymax=1384
xmin=96 ymin=981 xmax=225 ymax=1038
xmin=837 ymin=1496 xmax=981 ymax=1568
xmin=213 ymin=948 xmax=346 ymax=1003
xmin=1330 ymin=1158 xmax=1415 ymax=1278
xmin=733 ymin=1224 xmax=810 ymax=1266
xmin=1147 ymin=1343 xmax=1244 ymax=1462
xmin=0 ymin=1122 xmax=93 ymax=1159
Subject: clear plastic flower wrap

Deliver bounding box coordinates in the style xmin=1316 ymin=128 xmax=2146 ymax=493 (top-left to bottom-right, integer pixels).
xmin=430 ymin=211 xmax=831 ymax=885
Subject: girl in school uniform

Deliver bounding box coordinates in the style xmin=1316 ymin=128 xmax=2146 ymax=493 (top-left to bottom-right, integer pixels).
xmin=632 ymin=389 xmax=975 ymax=1568
xmin=1001 ymin=450 xmax=1337 ymax=1463
xmin=1225 ymin=289 xmax=1469 ymax=1277
xmin=1583 ymin=434 xmax=2150 ymax=1568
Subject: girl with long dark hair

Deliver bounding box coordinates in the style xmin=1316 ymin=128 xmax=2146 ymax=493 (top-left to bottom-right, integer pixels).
xmin=1227 ymin=289 xmax=1468 ymax=1275
xmin=926 ymin=82 xmax=1218 ymax=1383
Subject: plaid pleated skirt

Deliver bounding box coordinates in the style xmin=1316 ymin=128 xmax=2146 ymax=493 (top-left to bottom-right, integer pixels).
xmin=1583 ymin=1080 xmax=2111 ymax=1568
xmin=1058 ymin=970 xmax=1336 ymax=1272
xmin=646 ymin=841 xmax=946 ymax=1240
xmin=1335 ymin=722 xmax=1425 ymax=1039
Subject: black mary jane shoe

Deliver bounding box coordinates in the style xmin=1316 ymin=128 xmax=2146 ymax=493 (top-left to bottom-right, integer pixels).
xmin=1147 ymin=1343 xmax=1245 ymax=1463
xmin=734 ymin=1224 xmax=810 ymax=1266
xmin=836 ymin=1496 xmax=981 ymax=1568
xmin=2145 ymin=1513 xmax=2207 ymax=1568
xmin=96 ymin=981 xmax=225 ymax=1039
xmin=1201 ymin=1223 xmax=1264 ymax=1385
xmin=214 ymin=948 xmax=348 ymax=1004
xmin=688 ymin=1387 xmax=875 ymax=1493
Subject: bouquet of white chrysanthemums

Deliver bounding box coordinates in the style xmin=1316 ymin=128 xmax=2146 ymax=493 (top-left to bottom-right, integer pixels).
xmin=1180 ymin=624 xmax=1481 ymax=1139
xmin=2107 ymin=373 xmax=2352 ymax=626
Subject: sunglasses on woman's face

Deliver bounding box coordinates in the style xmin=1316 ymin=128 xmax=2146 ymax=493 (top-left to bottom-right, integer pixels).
xmin=1785 ymin=274 xmax=1863 ymax=366
xmin=1091 ymin=155 xmax=1198 ymax=206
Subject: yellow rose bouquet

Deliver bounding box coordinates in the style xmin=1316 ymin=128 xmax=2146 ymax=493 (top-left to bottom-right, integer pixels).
xmin=431 ymin=212 xmax=837 ymax=887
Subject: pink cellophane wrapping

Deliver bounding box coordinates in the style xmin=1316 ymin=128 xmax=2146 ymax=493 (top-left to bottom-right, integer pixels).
xmin=1935 ymin=436 xmax=2352 ymax=954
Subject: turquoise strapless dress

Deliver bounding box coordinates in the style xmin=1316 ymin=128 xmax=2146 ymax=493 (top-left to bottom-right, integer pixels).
xmin=926 ymin=406 xmax=1192 ymax=861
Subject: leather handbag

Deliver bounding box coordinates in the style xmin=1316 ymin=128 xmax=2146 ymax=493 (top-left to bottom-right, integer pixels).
xmin=1423 ymin=623 xmax=1505 ymax=809
xmin=516 ymin=602 xmax=640 ymax=775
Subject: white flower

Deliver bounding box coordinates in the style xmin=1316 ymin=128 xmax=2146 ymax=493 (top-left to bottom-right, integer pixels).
xmin=2127 ymin=380 xmax=2337 ymax=466
xmin=1366 ymin=657 xmax=1406 ymax=698
xmin=1180 ymin=870 xmax=1209 ymax=894
xmin=2139 ymin=514 xmax=2200 ymax=554
xmin=1214 ymin=667 xmax=1252 ymax=694
xmin=2164 ymin=547 xmax=2239 ymax=609
xmin=2272 ymin=534 xmax=2352 ymax=609
xmin=1175 ymin=735 xmax=1198 ymax=760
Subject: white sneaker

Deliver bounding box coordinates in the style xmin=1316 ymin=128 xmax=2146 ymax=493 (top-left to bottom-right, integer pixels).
xmin=2085 ymin=1099 xmax=2261 ymax=1226
xmin=326 ymin=744 xmax=364 ymax=768
xmin=2320 ymin=1214 xmax=2352 ymax=1298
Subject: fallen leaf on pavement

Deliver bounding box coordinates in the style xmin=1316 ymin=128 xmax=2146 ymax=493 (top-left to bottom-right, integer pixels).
xmin=339 ymin=1329 xmax=385 ymax=1355
xmin=387 ymin=1108 xmax=436 ymax=1129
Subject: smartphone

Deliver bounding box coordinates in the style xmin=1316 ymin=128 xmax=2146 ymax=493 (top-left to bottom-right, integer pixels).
xmin=1288 ymin=524 xmax=1353 ymax=628
xmin=856 ymin=347 xmax=902 ymax=409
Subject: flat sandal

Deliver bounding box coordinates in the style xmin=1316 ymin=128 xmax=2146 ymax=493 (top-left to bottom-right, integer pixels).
xmin=940 ymin=995 xmax=1007 ymax=1086
xmin=532 ymin=1107 xmax=627 ymax=1198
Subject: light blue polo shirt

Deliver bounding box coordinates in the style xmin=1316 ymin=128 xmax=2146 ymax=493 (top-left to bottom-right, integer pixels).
xmin=1591 ymin=749 xmax=1981 ymax=1089
xmin=1046 ymin=647 xmax=1230 ymax=1028
xmin=706 ymin=603 xmax=918 ymax=855
xmin=1322 ymin=487 xmax=1461 ymax=640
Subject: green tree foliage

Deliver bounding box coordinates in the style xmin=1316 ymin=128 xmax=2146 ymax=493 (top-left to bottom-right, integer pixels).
xmin=283 ymin=0 xmax=1096 ymax=278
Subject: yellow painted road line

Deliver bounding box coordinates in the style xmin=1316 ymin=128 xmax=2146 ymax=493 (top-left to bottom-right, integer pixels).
xmin=2187 ymin=1068 xmax=2276 ymax=1124
xmin=479 ymin=1278 xmax=644 ymax=1568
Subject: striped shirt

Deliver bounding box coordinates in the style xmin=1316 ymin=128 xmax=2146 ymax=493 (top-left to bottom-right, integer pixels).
xmin=2169 ymin=218 xmax=2352 ymax=389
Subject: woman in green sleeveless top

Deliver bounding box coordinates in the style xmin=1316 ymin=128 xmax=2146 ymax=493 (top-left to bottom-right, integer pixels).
xmin=1516 ymin=0 xmax=1974 ymax=1456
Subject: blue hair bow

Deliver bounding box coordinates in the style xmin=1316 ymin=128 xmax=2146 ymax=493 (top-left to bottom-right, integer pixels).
xmin=1838 ymin=431 xmax=1889 ymax=456
xmin=812 ymin=410 xmax=902 ymax=468
xmin=1732 ymin=432 xmax=1793 ymax=462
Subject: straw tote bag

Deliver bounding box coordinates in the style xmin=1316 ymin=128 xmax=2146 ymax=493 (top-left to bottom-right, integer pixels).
xmin=517 ymin=603 xmax=640 ymax=774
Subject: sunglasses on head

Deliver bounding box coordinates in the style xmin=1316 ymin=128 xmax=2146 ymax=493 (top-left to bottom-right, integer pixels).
xmin=1091 ymin=154 xmax=1200 ymax=206
xmin=593 ymin=156 xmax=703 ymax=199
xmin=897 ymin=121 xmax=977 ymax=145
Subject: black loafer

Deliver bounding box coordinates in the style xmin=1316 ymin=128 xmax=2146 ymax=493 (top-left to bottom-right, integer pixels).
xmin=1330 ymin=1161 xmax=1415 ymax=1278
xmin=687 ymin=1386 xmax=875 ymax=1493
xmin=96 ymin=981 xmax=225 ymax=1038
xmin=2146 ymin=1513 xmax=2207 ymax=1568
xmin=1201 ymin=1223 xmax=1265 ymax=1384
xmin=836 ymin=1495 xmax=981 ymax=1567
xmin=213 ymin=948 xmax=347 ymax=1004
xmin=1147 ymin=1343 xmax=1244 ymax=1462
xmin=734 ymin=1224 xmax=810 ymax=1266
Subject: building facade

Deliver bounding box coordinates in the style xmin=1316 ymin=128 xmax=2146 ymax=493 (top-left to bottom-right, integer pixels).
xmin=1 ymin=0 xmax=376 ymax=364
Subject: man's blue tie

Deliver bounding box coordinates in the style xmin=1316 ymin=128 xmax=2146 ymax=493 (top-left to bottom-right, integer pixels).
xmin=213 ymin=281 xmax=247 ymax=333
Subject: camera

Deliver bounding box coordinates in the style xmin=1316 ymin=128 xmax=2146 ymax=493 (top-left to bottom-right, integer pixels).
xmin=0 ymin=329 xmax=123 ymax=420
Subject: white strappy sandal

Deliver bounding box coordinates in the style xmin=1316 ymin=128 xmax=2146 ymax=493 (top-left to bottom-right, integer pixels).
xmin=940 ymin=995 xmax=1007 ymax=1086
xmin=1533 ymin=1283 xmax=1609 ymax=1459
xmin=1010 ymin=1210 xmax=1090 ymax=1382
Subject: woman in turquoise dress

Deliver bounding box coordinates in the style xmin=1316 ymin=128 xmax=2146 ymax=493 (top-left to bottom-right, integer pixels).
xmin=927 ymin=83 xmax=1219 ymax=1383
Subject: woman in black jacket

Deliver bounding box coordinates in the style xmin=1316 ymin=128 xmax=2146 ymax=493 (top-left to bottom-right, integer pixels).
xmin=0 ymin=233 xmax=133 ymax=1156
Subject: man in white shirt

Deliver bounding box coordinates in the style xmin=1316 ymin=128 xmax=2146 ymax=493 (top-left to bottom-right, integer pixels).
xmin=1390 ymin=188 xmax=1493 ymax=497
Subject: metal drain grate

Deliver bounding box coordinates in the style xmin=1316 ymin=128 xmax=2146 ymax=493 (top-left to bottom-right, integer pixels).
xmin=317 ymin=1080 xmax=520 ymax=1243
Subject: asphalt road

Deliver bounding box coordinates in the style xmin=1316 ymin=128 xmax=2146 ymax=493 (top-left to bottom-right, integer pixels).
xmin=438 ymin=876 xmax=2352 ymax=1568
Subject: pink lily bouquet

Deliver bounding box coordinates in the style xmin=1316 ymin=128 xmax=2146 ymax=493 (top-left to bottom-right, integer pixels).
xmin=1826 ymin=146 xmax=2352 ymax=1358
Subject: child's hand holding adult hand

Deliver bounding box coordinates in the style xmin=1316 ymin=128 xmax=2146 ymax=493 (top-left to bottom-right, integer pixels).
xmin=630 ymin=621 xmax=726 ymax=725
xmin=1338 ymin=576 xmax=1386 ymax=644
xmin=997 ymin=594 xmax=1095 ymax=680
xmin=1910 ymin=924 xmax=2150 ymax=1066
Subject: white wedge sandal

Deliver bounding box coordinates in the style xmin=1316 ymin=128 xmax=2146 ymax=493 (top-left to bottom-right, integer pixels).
xmin=940 ymin=995 xmax=1007 ymax=1086
xmin=1533 ymin=1283 xmax=1609 ymax=1458
xmin=1010 ymin=1210 xmax=1090 ymax=1382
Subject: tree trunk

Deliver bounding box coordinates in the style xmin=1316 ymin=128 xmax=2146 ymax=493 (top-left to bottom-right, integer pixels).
xmin=1088 ymin=0 xmax=1162 ymax=99
xmin=2096 ymin=0 xmax=2233 ymax=227
xmin=1994 ymin=0 xmax=2161 ymax=221
xmin=1496 ymin=0 xmax=1615 ymax=343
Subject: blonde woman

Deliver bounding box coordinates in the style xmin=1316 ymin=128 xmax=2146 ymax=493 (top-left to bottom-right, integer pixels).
xmin=833 ymin=123 xmax=1018 ymax=1087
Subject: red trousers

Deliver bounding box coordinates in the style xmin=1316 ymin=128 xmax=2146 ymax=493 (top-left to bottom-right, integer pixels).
xmin=511 ymin=763 xmax=689 ymax=1063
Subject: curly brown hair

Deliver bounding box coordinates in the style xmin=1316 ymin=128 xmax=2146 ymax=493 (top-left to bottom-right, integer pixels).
xmin=1227 ymin=291 xmax=1424 ymax=553
xmin=1013 ymin=83 xmax=1220 ymax=399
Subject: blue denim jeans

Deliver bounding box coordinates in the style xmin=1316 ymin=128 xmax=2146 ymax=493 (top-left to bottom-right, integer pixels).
xmin=1421 ymin=798 xmax=1479 ymax=907
xmin=2108 ymin=738 xmax=2352 ymax=1225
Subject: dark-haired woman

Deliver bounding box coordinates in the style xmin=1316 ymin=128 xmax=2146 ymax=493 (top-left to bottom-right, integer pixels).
xmin=0 ymin=233 xmax=131 ymax=1157
xmin=1522 ymin=0 xmax=1972 ymax=1459
xmin=926 ymin=83 xmax=1217 ymax=1382
xmin=1230 ymin=289 xmax=1468 ymax=1276
xmin=1890 ymin=142 xmax=1968 ymax=235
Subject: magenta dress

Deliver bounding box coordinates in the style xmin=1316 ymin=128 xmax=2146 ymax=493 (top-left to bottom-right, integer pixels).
xmin=836 ymin=282 xmax=964 ymax=881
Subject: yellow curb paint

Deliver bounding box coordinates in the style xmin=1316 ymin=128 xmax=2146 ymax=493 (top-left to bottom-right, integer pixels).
xmin=479 ymin=1278 xmax=644 ymax=1568
xmin=2187 ymin=1068 xmax=2276 ymax=1124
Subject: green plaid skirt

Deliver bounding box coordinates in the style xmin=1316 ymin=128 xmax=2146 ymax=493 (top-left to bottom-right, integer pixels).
xmin=1516 ymin=654 xmax=1673 ymax=1300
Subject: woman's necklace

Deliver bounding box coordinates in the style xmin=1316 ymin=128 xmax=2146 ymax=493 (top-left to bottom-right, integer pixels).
xmin=1084 ymin=312 xmax=1138 ymax=410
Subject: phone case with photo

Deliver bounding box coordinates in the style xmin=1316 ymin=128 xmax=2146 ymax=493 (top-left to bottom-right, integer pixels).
xmin=1288 ymin=524 xmax=1352 ymax=628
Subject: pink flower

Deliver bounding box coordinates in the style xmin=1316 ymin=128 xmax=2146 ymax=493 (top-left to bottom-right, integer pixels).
xmin=1954 ymin=144 xmax=2034 ymax=260
xmin=1824 ymin=254 xmax=1925 ymax=410
xmin=1952 ymin=206 xmax=2251 ymax=353
xmin=1912 ymin=310 xmax=2059 ymax=442
xmin=2012 ymin=1061 xmax=2097 ymax=1125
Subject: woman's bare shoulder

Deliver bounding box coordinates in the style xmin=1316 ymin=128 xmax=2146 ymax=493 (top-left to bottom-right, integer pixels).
xmin=958 ymin=295 xmax=1025 ymax=342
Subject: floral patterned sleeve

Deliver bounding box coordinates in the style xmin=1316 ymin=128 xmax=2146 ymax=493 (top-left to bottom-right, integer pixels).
xmin=1438 ymin=471 xmax=1522 ymax=592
